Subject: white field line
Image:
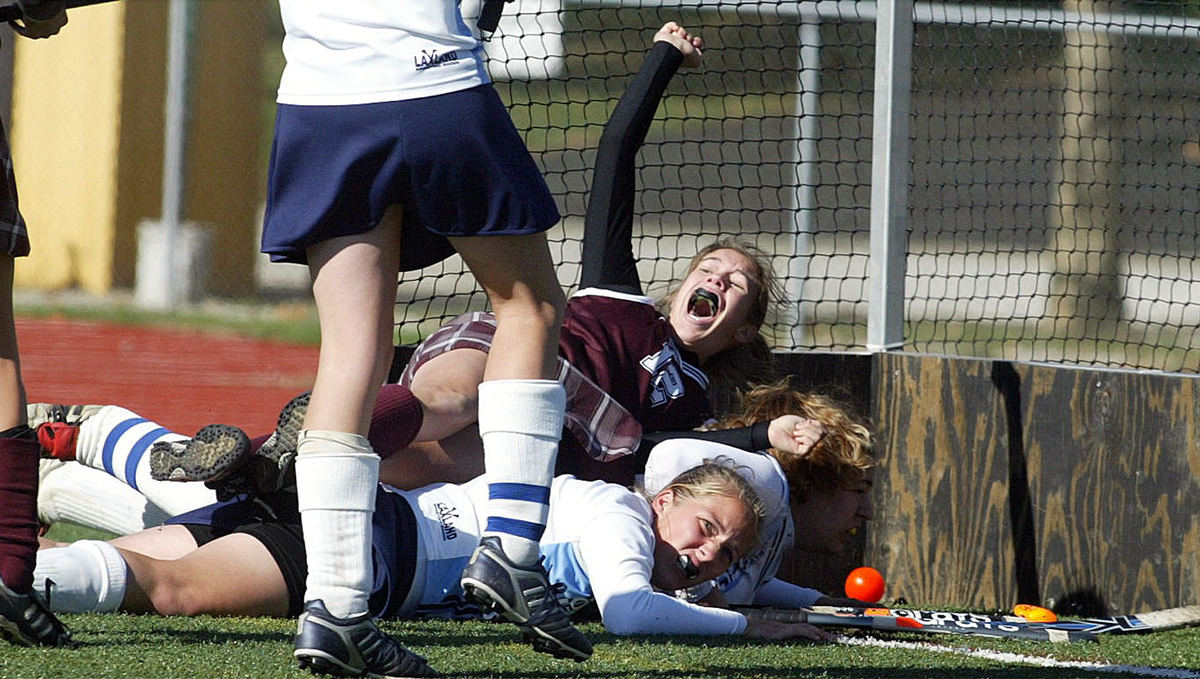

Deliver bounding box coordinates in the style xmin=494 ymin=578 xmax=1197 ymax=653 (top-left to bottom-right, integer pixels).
xmin=839 ymin=635 xmax=1200 ymax=679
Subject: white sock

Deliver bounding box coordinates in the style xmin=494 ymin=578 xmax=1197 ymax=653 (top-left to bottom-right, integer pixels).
xmin=33 ymin=539 xmax=127 ymax=613
xmin=39 ymin=460 xmax=173 ymax=536
xmin=74 ymin=405 xmax=217 ymax=515
xmin=477 ymin=379 xmax=565 ymax=566
xmin=295 ymin=430 xmax=378 ymax=619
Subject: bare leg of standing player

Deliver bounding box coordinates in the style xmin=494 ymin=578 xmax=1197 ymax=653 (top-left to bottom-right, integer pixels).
xmin=289 ymin=208 xmax=435 ymax=676
xmin=452 ymin=234 xmax=593 ymax=661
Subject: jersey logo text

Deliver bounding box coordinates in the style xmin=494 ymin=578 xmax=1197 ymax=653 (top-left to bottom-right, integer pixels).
xmin=415 ymin=49 xmax=459 ymax=71
xmin=640 ymin=342 xmax=687 ymax=407
xmin=434 ymin=501 xmax=459 ymax=541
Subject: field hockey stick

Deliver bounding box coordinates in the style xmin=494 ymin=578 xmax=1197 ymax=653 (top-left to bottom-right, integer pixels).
xmin=0 ymin=0 xmax=118 ymax=22
xmin=738 ymin=607 xmax=1098 ymax=643
xmin=739 ymin=604 xmax=1200 ymax=637
xmin=811 ymin=604 xmax=1200 ymax=636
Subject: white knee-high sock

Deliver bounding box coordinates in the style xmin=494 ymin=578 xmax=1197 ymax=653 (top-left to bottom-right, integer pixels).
xmin=295 ymin=430 xmax=378 ymax=619
xmin=74 ymin=406 xmax=217 ymax=516
xmin=33 ymin=539 xmax=127 ymax=613
xmin=39 ymin=460 xmax=173 ymax=536
xmin=477 ymin=379 xmax=565 ymax=566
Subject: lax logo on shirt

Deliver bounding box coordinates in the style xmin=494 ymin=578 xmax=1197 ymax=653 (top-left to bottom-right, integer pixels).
xmin=434 ymin=501 xmax=459 ymax=541
xmin=640 ymin=342 xmax=688 ymax=407
xmin=414 ymin=49 xmax=460 ymax=72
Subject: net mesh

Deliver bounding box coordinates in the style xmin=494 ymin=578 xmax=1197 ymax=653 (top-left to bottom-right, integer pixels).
xmin=393 ymin=1 xmax=1200 ymax=373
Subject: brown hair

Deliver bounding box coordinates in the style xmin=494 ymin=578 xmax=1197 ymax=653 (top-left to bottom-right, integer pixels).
xmin=713 ymin=377 xmax=874 ymax=502
xmin=661 ymin=238 xmax=785 ymax=417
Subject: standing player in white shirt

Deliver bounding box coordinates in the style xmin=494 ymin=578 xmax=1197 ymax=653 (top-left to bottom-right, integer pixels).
xmin=261 ymin=1 xmax=583 ymax=675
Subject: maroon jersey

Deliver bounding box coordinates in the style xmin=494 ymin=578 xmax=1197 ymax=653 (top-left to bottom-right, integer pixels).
xmin=554 ymin=288 xmax=712 ymax=484
xmin=397 ymin=291 xmax=711 ymax=485
xmin=559 ymin=288 xmax=711 ymax=435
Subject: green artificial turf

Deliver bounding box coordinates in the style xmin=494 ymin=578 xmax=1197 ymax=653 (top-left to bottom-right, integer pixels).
xmin=15 ymin=526 xmax=1200 ymax=679
xmin=2 ymin=614 xmax=1198 ymax=678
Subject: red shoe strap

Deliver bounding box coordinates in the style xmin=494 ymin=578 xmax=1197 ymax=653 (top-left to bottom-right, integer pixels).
xmin=36 ymin=422 xmax=78 ymax=461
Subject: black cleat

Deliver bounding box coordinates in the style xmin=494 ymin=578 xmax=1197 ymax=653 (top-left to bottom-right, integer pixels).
xmin=293 ymin=600 xmax=436 ymax=678
xmin=149 ymin=424 xmax=252 ymax=483
xmin=236 ymin=389 xmax=308 ymax=493
xmin=148 ymin=391 xmax=309 ymax=496
xmin=0 ymin=576 xmax=74 ymax=648
xmin=461 ymin=536 xmax=592 ymax=661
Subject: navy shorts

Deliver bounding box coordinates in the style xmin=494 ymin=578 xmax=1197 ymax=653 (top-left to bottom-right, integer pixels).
xmin=169 ymin=489 xmax=419 ymax=619
xmin=261 ymin=84 xmax=560 ymax=270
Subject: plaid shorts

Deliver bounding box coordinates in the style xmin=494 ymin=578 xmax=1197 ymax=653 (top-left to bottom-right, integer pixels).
xmin=0 ymin=123 xmax=28 ymax=258
xmin=399 ymin=312 xmax=643 ymax=462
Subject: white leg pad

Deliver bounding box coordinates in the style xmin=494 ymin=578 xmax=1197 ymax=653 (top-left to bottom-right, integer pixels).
xmin=295 ymin=430 xmax=378 ymax=619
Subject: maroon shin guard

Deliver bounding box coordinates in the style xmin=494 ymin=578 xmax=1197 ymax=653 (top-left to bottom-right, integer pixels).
xmin=368 ymin=384 xmax=424 ymax=460
xmin=244 ymin=385 xmax=423 ymax=460
xmin=0 ymin=436 xmax=41 ymax=592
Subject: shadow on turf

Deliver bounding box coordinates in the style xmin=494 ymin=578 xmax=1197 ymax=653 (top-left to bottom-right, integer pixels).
xmin=56 ymin=620 xmax=1104 ymax=678
xmin=419 ymin=629 xmax=1107 ymax=678
xmin=68 ymin=617 xmax=547 ymax=653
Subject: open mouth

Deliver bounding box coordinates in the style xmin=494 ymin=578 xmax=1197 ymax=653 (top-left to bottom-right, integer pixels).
xmin=678 ymin=554 xmax=700 ymax=580
xmin=687 ymin=289 xmax=720 ymax=319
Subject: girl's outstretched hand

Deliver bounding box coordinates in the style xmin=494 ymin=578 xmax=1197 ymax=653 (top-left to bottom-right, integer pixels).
xmin=745 ymin=615 xmax=837 ymax=642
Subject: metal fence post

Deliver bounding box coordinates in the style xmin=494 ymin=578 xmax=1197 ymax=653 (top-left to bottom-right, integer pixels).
xmin=867 ymin=0 xmax=912 ymax=351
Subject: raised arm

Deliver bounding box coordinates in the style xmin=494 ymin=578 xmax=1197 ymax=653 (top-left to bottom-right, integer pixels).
xmin=579 ymin=23 xmax=701 ymax=293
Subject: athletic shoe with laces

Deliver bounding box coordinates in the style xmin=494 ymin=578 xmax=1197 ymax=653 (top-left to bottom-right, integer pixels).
xmin=0 ymin=575 xmax=75 ymax=647
xmin=147 ymin=391 xmax=308 ymax=497
xmin=460 ymin=536 xmax=592 ymax=661
xmin=26 ymin=403 xmax=104 ymax=430
xmin=293 ymin=600 xmax=436 ymax=678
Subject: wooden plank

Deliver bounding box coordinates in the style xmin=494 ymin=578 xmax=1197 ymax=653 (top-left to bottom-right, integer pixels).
xmin=867 ymin=353 xmax=1017 ymax=609
xmin=866 ymin=353 xmax=1200 ymax=612
xmin=1021 ymin=364 xmax=1200 ymax=614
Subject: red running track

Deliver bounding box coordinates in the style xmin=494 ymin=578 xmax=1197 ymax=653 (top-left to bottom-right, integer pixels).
xmin=15 ymin=317 xmax=318 ymax=436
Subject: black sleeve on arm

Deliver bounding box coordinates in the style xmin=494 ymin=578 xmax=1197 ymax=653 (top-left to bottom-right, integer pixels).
xmin=579 ymin=41 xmax=685 ymax=294
xmin=636 ymin=421 xmax=773 ymax=459
xmin=17 ymin=0 xmax=66 ymax=21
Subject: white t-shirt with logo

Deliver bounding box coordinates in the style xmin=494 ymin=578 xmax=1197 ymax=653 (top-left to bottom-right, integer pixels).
xmin=277 ymin=0 xmax=489 ymax=105
xmin=402 ymin=474 xmax=748 ymax=635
